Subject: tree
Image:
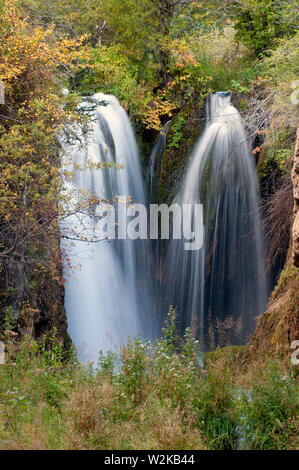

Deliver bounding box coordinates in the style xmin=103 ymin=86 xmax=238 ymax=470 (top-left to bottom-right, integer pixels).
xmin=0 ymin=0 xmax=91 ymax=323
xmin=231 ymin=0 xmax=297 ymax=55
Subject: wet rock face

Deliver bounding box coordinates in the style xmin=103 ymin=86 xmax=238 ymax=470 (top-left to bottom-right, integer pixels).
xmin=292 ymin=129 xmax=299 ymax=267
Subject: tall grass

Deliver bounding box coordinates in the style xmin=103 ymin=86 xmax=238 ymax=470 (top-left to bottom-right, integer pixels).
xmin=0 ymin=312 xmax=297 ymax=450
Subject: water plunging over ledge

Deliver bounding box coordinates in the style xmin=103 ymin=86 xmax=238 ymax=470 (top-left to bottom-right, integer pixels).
xmin=161 ymin=93 xmax=268 ymax=348
xmin=60 ymin=93 xmax=154 ymax=362
xmin=60 ymin=92 xmax=268 ymax=361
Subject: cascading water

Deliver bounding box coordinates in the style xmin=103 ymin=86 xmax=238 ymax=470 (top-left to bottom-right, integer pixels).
xmin=148 ymin=120 xmax=172 ymax=203
xmin=162 ymin=92 xmax=267 ymax=348
xmin=147 ymin=120 xmax=172 ymax=322
xmin=59 ymin=91 xmax=267 ymax=360
xmin=60 ymin=93 xmax=154 ymax=362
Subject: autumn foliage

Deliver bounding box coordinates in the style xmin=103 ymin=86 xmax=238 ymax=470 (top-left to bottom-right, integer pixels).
xmin=0 ymin=0 xmax=91 ymax=327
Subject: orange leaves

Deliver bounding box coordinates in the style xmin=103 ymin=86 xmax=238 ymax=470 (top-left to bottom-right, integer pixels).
xmin=169 ymin=38 xmax=199 ymax=71
xmin=252 ymin=147 xmax=262 ymax=155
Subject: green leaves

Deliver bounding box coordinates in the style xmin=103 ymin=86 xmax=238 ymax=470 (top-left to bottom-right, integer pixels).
xmin=231 ymin=0 xmax=297 ymax=56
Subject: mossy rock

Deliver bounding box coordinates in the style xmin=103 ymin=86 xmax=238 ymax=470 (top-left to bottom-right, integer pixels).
xmin=158 ymin=99 xmax=205 ymax=204
xmin=248 ymin=259 xmax=299 ymax=361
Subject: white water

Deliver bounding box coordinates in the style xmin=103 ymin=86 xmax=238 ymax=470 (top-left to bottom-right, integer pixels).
xmin=162 ymin=93 xmax=267 ymax=347
xmin=60 ymin=92 xmax=267 ymax=359
xmin=60 ymin=93 xmax=154 ymax=363
xmin=148 ymin=120 xmax=172 ymax=203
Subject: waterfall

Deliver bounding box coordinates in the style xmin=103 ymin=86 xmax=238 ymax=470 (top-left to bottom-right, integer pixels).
xmin=60 ymin=93 xmax=154 ymax=363
xmin=59 ymin=91 xmax=267 ymax=360
xmin=162 ymin=93 xmax=267 ymax=348
xmin=148 ymin=120 xmax=172 ymax=203
xmin=147 ymin=120 xmax=172 ymax=325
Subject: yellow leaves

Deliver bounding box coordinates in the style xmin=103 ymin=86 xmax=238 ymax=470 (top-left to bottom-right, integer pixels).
xmin=0 ymin=1 xmax=96 ymax=271
xmin=145 ymin=98 xmax=176 ymax=131
xmin=0 ymin=2 xmax=93 ymax=93
xmin=2 ymin=168 xmax=11 ymax=177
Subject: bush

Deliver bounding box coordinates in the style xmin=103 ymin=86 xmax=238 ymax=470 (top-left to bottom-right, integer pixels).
xmin=231 ymin=0 xmax=297 ymax=56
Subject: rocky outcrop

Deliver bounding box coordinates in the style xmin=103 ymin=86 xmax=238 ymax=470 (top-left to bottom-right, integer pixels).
xmin=291 ymin=128 xmax=299 ymax=267
xmin=246 ymin=129 xmax=299 ymax=361
xmin=247 ymin=260 xmax=298 ymax=359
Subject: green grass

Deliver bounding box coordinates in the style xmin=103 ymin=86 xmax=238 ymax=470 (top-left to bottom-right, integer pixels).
xmin=0 ymin=311 xmax=297 ymax=450
xmin=237 ymin=362 xmax=298 ymax=450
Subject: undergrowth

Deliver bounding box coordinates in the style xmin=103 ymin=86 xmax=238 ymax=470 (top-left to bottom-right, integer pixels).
xmin=0 ymin=310 xmax=297 ymax=450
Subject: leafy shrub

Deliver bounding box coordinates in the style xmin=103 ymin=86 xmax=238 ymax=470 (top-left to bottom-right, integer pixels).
xmin=232 ymin=0 xmax=297 ymax=56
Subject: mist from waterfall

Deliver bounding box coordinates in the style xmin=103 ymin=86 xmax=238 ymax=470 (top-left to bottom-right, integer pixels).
xmin=60 ymin=93 xmax=154 ymax=363
xmin=162 ymin=93 xmax=267 ymax=348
